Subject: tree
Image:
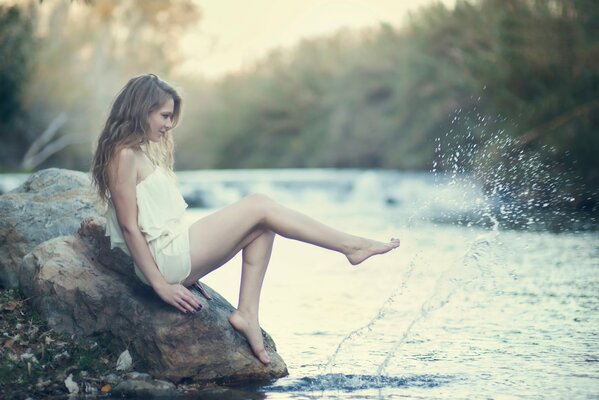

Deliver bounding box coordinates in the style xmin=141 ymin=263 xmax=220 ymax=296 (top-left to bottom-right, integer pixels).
xmin=0 ymin=3 xmax=36 ymax=170
xmin=1 ymin=0 xmax=202 ymax=170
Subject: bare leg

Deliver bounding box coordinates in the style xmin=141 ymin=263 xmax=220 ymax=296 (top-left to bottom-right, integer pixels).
xmin=184 ymin=194 xmax=399 ymax=285
xmin=257 ymin=196 xmax=399 ymax=263
xmin=183 ymin=194 xmax=399 ymax=363
xmin=261 ymin=196 xmax=400 ymax=264
xmin=229 ymin=230 xmax=275 ymax=364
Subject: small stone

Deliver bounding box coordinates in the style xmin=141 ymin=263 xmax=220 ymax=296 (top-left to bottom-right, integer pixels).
xmin=83 ymin=382 xmax=97 ymax=394
xmin=102 ymin=373 xmax=120 ymax=385
xmin=64 ymin=373 xmax=79 ymax=394
xmin=124 ymin=371 xmax=152 ymax=381
xmin=116 ymin=349 xmax=132 ymax=371
xmin=112 ymin=379 xmax=176 ymax=397
xmin=35 ymin=379 xmax=51 ymax=389
xmin=20 ymin=351 xmax=38 ymax=364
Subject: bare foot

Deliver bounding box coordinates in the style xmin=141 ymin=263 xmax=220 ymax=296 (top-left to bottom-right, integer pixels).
xmin=346 ymin=237 xmax=400 ymax=265
xmin=229 ymin=310 xmax=271 ymax=365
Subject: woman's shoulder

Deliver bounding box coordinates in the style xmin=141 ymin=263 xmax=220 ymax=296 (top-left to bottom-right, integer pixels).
xmin=112 ymin=146 xmax=151 ymax=171
xmin=114 ymin=146 xmax=140 ymax=164
xmin=107 ymin=146 xmax=143 ymax=183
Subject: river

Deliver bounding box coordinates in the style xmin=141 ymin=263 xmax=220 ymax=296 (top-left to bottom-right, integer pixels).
xmin=179 ymin=168 xmax=598 ymax=399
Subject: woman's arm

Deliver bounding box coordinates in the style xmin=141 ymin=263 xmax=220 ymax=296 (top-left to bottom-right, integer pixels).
xmin=108 ymin=148 xmax=200 ymax=313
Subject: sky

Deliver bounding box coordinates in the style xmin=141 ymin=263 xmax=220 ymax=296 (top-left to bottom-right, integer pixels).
xmin=177 ymin=0 xmax=455 ymax=79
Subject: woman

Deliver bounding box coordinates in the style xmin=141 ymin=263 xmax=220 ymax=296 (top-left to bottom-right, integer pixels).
xmin=91 ymin=73 xmax=400 ymax=365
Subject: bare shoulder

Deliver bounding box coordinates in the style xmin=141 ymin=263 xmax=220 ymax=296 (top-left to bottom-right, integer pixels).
xmin=114 ymin=147 xmax=138 ymax=167
xmin=108 ymin=147 xmax=140 ymax=187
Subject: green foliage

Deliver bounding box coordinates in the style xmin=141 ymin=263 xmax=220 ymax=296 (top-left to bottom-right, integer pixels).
xmin=175 ymin=0 xmax=598 ymax=206
xmin=0 ymin=4 xmax=36 ymax=168
xmin=0 ymin=0 xmax=201 ymax=171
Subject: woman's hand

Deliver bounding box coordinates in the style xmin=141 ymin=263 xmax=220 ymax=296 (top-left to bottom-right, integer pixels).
xmin=154 ymin=282 xmax=202 ymax=313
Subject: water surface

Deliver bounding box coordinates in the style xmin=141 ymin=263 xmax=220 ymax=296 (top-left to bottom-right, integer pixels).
xmin=178 ymin=169 xmax=598 ymax=399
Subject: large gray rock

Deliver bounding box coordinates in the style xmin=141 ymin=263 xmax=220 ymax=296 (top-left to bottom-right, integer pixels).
xmin=20 ymin=218 xmax=287 ymax=382
xmin=0 ymin=168 xmax=102 ymax=288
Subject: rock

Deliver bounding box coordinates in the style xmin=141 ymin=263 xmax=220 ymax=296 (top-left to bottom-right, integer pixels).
xmin=101 ymin=373 xmax=121 ymax=385
xmin=124 ymin=371 xmax=152 ymax=381
xmin=116 ymin=350 xmax=132 ymax=371
xmin=19 ymin=223 xmax=288 ymax=382
xmin=112 ymin=379 xmax=176 ymax=398
xmin=64 ymin=373 xmax=79 ymax=394
xmin=0 ymin=168 xmax=102 ymax=288
xmin=83 ymin=382 xmax=97 ymax=395
xmin=20 ymin=350 xmax=38 ymax=364
xmin=5 ymin=168 xmax=288 ymax=384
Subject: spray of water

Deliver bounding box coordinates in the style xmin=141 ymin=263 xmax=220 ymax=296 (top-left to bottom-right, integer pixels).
xmin=310 ymin=105 xmax=594 ymax=389
xmin=321 ymin=158 xmax=481 ymax=374
xmin=433 ymin=109 xmax=594 ymax=231
xmin=321 ymin=259 xmax=416 ymax=373
xmin=376 ymin=214 xmax=500 ymax=376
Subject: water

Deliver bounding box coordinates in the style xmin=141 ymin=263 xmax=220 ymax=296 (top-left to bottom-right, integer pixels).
xmin=1 ymin=167 xmax=597 ymax=398
xmin=173 ymin=168 xmax=598 ymax=399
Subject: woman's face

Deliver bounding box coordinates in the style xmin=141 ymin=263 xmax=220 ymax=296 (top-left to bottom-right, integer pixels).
xmin=147 ymin=97 xmax=174 ymax=142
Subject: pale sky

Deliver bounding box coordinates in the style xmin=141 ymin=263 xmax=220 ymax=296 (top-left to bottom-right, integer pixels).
xmin=177 ymin=0 xmax=455 ymax=79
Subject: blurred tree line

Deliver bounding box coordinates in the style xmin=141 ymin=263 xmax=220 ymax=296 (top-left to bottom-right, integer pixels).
xmin=1 ymin=0 xmax=597 ymax=209
xmin=177 ymin=0 xmax=598 ymax=209
xmin=0 ymin=0 xmax=200 ymax=171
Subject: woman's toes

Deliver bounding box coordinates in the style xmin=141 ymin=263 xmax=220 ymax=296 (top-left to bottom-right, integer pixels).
xmin=257 ymin=349 xmax=271 ymax=364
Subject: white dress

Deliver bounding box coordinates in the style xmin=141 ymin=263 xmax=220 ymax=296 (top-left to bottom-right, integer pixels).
xmin=105 ymin=167 xmax=192 ymax=285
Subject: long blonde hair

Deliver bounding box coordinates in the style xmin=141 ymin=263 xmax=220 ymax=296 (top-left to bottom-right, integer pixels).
xmin=91 ymin=74 xmax=182 ymax=203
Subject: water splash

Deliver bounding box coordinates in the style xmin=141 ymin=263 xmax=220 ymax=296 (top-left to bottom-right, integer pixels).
xmin=432 ymin=109 xmax=596 ymax=231
xmin=267 ymin=373 xmax=453 ymax=393
xmin=321 ymin=259 xmax=416 ymax=373
xmin=320 ymin=112 xmax=541 ymax=377
xmin=346 ymin=109 xmax=590 ymax=376
xmin=376 ymin=216 xmax=500 ymax=375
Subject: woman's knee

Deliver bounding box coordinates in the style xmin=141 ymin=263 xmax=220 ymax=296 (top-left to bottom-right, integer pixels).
xmin=261 ymin=228 xmax=276 ymax=242
xmin=240 ymin=193 xmax=277 ymax=221
xmin=244 ymin=193 xmax=274 ymax=205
